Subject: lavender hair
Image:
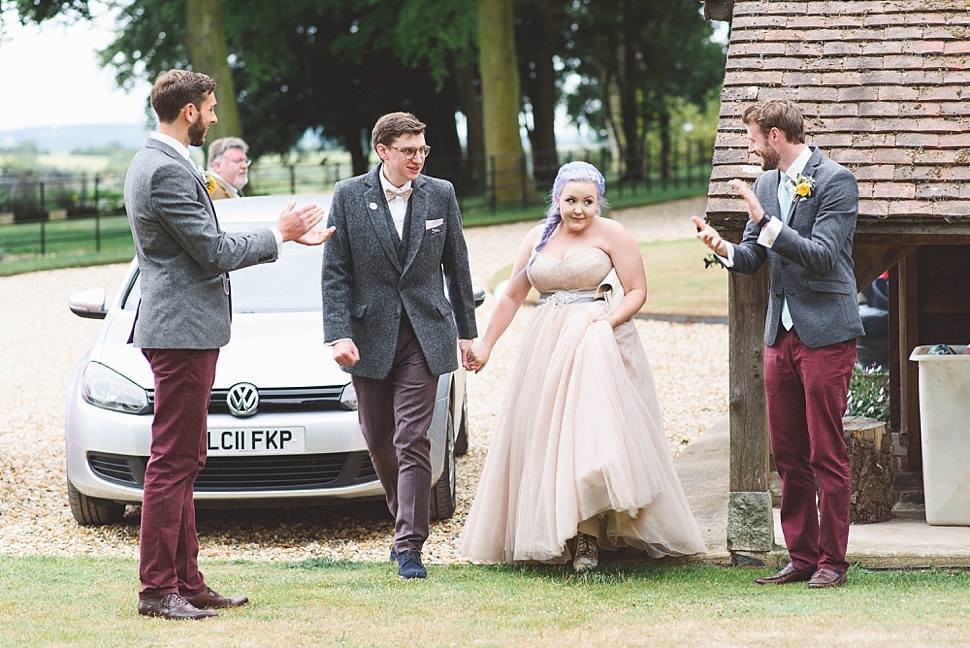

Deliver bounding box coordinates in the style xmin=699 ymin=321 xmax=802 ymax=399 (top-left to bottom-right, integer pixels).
xmin=525 ymin=161 xmax=607 ymax=270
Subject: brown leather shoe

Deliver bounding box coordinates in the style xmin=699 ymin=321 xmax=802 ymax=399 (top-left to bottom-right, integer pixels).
xmin=808 ymin=567 xmax=848 ymax=588
xmin=754 ymin=562 xmax=816 ymax=585
xmin=183 ymin=587 xmax=250 ymax=609
xmin=138 ymin=594 xmax=218 ymax=620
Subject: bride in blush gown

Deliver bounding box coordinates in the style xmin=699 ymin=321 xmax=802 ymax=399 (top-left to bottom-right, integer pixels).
xmin=460 ymin=162 xmax=706 ymax=572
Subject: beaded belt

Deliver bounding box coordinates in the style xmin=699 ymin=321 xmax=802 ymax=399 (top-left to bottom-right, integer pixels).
xmin=536 ymin=290 xmax=604 ymax=307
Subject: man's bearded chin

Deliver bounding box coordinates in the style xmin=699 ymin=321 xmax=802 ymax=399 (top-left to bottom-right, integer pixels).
xmin=760 ymin=146 xmax=781 ymax=172
xmin=188 ymin=115 xmax=208 ymax=148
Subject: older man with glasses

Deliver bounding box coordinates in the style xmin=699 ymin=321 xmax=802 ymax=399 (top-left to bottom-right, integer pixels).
xmin=206 ymin=137 xmax=251 ymax=199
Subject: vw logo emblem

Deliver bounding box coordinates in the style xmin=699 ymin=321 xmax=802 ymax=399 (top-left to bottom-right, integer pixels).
xmin=227 ymin=382 xmax=259 ymax=417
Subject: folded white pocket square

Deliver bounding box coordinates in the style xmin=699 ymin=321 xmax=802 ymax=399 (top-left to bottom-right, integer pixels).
xmin=425 ymin=219 xmax=444 ymax=229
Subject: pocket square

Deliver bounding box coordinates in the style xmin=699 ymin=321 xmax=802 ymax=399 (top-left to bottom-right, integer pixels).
xmin=425 ymin=219 xmax=443 ymax=229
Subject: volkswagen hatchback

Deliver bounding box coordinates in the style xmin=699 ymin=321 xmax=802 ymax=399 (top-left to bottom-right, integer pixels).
xmin=65 ymin=194 xmax=479 ymax=525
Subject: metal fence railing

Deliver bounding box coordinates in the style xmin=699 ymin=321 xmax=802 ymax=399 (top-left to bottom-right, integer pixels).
xmin=0 ymin=138 xmax=713 ymax=257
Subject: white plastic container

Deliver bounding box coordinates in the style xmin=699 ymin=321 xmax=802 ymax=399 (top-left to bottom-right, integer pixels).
xmin=909 ymin=344 xmax=970 ymax=526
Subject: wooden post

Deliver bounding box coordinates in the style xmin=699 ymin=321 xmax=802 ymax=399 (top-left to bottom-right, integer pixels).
xmin=726 ymin=268 xmax=775 ymax=558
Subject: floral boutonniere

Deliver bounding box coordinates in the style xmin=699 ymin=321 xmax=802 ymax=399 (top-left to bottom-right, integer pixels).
xmin=789 ymin=174 xmax=815 ymax=204
xmin=197 ymin=164 xmax=216 ymax=195
xmin=202 ymin=170 xmax=216 ymax=195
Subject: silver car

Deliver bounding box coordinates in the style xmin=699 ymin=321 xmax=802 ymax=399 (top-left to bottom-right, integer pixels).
xmin=65 ymin=194 xmax=479 ymax=525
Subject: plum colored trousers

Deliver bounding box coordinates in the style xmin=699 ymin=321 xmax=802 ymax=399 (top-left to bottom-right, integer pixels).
xmin=139 ymin=347 xmax=219 ymax=600
xmin=765 ymin=327 xmax=855 ymax=574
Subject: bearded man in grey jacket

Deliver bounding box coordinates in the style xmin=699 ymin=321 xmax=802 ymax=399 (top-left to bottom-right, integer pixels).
xmin=125 ymin=69 xmax=331 ymax=620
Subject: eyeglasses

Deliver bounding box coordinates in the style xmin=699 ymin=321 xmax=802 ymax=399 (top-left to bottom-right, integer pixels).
xmin=387 ymin=145 xmax=431 ymax=159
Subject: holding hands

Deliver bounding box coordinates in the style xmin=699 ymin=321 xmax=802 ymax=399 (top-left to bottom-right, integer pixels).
xmin=464 ymin=340 xmax=491 ymax=374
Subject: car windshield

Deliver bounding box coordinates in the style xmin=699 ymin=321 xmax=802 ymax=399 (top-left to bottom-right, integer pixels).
xmin=122 ymin=243 xmax=324 ymax=313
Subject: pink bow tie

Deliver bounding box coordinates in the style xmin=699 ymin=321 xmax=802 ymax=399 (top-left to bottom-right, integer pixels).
xmin=385 ymin=187 xmax=412 ymax=202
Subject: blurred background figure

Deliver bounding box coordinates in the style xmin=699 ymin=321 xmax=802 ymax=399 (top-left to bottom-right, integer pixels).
xmin=207 ymin=137 xmax=250 ymax=199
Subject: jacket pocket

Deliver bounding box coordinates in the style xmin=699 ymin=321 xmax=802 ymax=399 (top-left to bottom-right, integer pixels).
xmin=807 ymin=279 xmax=852 ymax=295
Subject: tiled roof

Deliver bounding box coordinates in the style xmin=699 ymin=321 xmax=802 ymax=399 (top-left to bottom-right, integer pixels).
xmin=706 ymin=0 xmax=970 ymax=232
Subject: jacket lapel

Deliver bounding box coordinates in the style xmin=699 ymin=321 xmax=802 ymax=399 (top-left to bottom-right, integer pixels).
xmin=362 ymin=166 xmax=403 ymax=272
xmin=401 ymin=176 xmax=427 ymax=273
xmin=788 ymin=147 xmax=823 ymax=224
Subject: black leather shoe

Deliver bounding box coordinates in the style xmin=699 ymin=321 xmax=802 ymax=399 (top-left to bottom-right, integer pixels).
xmin=138 ymin=594 xmax=218 ymax=620
xmin=183 ymin=587 xmax=249 ymax=609
xmin=396 ymin=550 xmax=427 ymax=579
xmin=389 ymin=546 xmax=398 ymax=562
xmin=808 ymin=567 xmax=848 ymax=588
xmin=754 ymin=562 xmax=816 ymax=585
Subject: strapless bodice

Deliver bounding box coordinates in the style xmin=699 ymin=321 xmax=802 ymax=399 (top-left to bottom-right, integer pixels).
xmin=527 ymin=248 xmax=613 ymax=295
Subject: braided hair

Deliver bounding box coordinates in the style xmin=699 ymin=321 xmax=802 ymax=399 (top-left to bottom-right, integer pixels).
xmin=526 ymin=161 xmax=607 ymax=270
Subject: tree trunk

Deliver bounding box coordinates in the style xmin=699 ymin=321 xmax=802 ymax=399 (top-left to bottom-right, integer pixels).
xmin=477 ymin=0 xmax=525 ymax=204
xmin=659 ymin=110 xmax=672 ymax=183
xmin=528 ymin=0 xmax=559 ymax=183
xmin=343 ymin=128 xmax=368 ymax=176
xmin=454 ymin=60 xmax=485 ymax=193
xmin=185 ymin=0 xmax=242 ymax=144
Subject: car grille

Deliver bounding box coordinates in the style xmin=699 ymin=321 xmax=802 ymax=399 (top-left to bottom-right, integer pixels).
xmin=144 ymin=386 xmax=347 ymax=415
xmin=87 ymin=451 xmax=377 ymax=492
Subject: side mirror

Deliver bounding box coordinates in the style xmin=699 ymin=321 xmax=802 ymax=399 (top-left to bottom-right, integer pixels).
xmin=68 ymin=288 xmax=108 ymax=320
xmin=473 ymin=285 xmax=486 ymax=309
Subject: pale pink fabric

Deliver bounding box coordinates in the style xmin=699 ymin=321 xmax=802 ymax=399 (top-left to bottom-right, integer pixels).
xmin=461 ymin=248 xmax=706 ymax=563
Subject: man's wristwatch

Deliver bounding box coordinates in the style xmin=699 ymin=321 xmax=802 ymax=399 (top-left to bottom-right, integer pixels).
xmin=758 ymin=214 xmax=772 ymax=229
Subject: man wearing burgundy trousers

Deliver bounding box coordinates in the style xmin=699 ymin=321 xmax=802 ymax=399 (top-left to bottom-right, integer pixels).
xmin=322 ymin=112 xmax=478 ymax=579
xmin=693 ymin=99 xmax=864 ymax=588
xmin=125 ymin=69 xmax=330 ymax=619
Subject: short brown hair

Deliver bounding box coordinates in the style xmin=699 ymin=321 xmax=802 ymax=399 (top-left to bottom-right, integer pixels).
xmin=742 ymin=99 xmax=805 ymax=144
xmin=371 ymin=112 xmax=427 ymax=150
xmin=150 ymin=70 xmax=217 ymax=124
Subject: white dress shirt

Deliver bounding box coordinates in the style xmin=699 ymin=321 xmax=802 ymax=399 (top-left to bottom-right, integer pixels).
xmin=379 ymin=168 xmax=413 ymax=239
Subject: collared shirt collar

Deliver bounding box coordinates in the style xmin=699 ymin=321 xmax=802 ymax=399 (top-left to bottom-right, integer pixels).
xmin=782 ymin=145 xmax=813 ymax=184
xmin=150 ymin=131 xmax=192 ymax=161
xmin=211 ymin=171 xmax=239 ymax=196
xmin=379 ymin=165 xmax=412 ymax=201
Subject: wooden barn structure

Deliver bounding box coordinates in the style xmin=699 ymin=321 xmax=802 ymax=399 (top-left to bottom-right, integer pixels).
xmin=702 ymin=0 xmax=970 ymax=555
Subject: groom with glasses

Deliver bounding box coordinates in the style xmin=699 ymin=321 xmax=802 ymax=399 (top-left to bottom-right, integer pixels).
xmin=322 ymin=112 xmax=478 ymax=579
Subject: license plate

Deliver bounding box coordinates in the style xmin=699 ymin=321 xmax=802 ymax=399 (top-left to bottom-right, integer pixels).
xmin=206 ymin=427 xmax=306 ymax=455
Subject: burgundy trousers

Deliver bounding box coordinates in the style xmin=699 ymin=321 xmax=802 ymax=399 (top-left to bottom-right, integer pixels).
xmin=352 ymin=317 xmax=438 ymax=554
xmin=764 ymin=327 xmax=855 ymax=573
xmin=139 ymin=347 xmax=219 ymax=600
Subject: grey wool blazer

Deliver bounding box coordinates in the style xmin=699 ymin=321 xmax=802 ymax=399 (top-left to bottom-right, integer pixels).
xmin=321 ymin=165 xmax=478 ymax=379
xmin=124 ymin=137 xmax=279 ymax=349
xmin=728 ymin=147 xmax=865 ymax=349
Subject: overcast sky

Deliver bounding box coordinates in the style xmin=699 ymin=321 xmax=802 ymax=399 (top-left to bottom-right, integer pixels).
xmin=0 ymin=8 xmax=152 ymax=131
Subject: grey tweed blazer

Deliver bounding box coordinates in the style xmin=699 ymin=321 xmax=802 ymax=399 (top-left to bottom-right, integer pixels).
xmin=321 ymin=165 xmax=478 ymax=379
xmin=729 ymin=147 xmax=865 ymax=349
xmin=124 ymin=137 xmax=278 ymax=349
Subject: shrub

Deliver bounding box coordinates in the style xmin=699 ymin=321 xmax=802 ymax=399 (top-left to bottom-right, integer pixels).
xmin=846 ymin=364 xmax=890 ymax=422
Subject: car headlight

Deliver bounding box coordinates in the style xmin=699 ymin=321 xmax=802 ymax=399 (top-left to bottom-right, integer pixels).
xmin=339 ymin=382 xmax=357 ymax=411
xmin=81 ymin=362 xmax=151 ymax=414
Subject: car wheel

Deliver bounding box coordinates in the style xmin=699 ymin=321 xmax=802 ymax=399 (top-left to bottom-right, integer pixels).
xmin=430 ymin=414 xmax=457 ymax=520
xmin=454 ymin=390 xmax=469 ymax=456
xmin=67 ymin=479 xmax=124 ymax=526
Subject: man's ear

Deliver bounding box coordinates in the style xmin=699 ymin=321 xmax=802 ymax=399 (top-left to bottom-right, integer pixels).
xmin=181 ymin=103 xmax=197 ymax=124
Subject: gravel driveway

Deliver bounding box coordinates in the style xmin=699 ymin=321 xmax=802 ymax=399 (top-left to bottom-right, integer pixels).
xmin=0 ymin=196 xmax=727 ymax=564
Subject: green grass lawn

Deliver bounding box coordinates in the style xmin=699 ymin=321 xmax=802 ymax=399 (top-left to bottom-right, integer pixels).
xmin=1 ymin=556 xmax=967 ymax=647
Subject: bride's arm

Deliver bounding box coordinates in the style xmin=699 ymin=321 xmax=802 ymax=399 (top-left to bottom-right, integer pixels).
xmin=597 ymin=221 xmax=647 ymax=328
xmin=467 ymin=228 xmax=541 ymax=372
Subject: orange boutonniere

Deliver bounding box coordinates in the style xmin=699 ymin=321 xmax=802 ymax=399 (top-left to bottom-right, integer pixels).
xmin=789 ymin=174 xmax=815 ymax=204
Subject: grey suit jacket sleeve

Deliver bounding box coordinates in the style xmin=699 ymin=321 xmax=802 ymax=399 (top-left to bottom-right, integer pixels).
xmin=125 ymin=140 xmax=278 ymax=349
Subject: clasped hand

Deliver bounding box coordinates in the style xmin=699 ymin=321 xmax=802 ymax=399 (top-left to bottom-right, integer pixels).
xmin=276 ymin=201 xmax=335 ymax=245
